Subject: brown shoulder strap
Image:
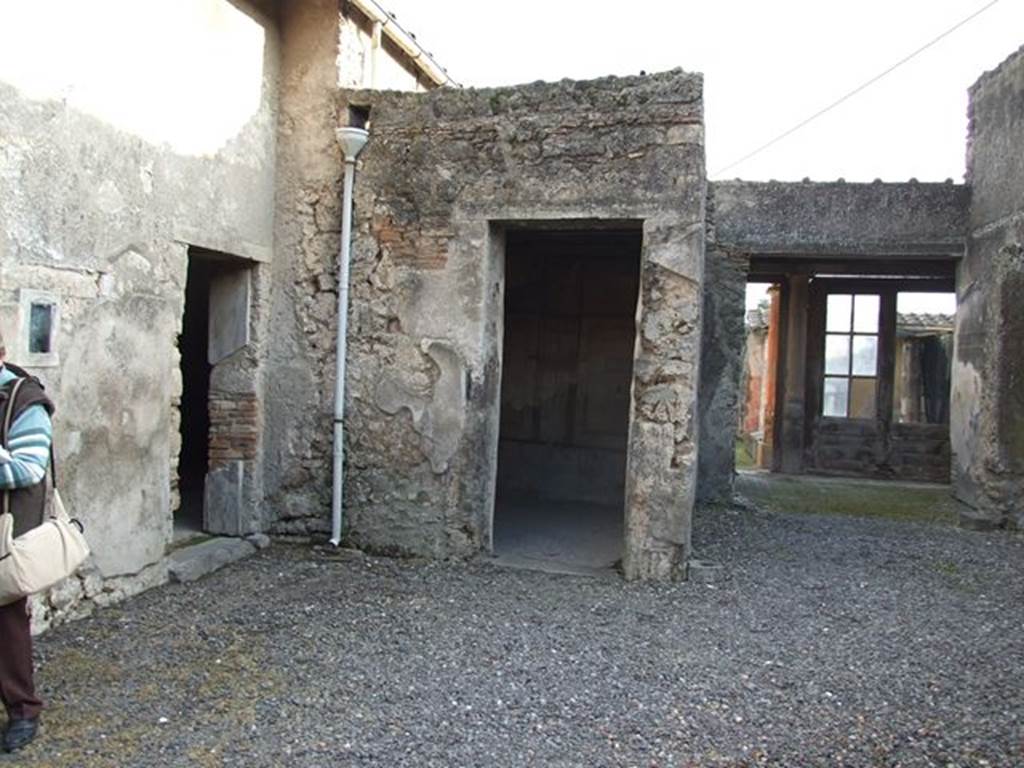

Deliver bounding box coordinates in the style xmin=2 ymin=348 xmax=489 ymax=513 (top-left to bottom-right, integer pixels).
xmin=1 ymin=378 xmax=27 ymax=518
xmin=1 ymin=377 xmax=26 ymax=449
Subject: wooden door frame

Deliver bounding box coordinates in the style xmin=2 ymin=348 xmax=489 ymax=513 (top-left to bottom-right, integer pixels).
xmin=802 ymin=276 xmax=954 ymax=477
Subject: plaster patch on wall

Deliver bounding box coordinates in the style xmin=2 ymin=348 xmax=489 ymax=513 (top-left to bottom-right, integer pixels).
xmin=375 ymin=338 xmax=467 ymax=474
xmin=0 ymin=0 xmax=267 ymax=156
xmin=950 ymin=358 xmax=982 ymax=481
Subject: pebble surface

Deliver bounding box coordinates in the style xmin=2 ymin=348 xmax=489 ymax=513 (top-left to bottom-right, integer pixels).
xmin=15 ymin=505 xmax=1024 ymax=767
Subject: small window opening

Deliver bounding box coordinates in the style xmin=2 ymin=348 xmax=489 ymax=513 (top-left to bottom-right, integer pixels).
xmin=348 ymin=105 xmax=371 ymax=130
xmin=28 ymin=303 xmax=54 ymax=354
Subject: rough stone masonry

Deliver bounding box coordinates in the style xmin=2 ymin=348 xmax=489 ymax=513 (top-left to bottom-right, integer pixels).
xmin=284 ymin=70 xmax=709 ymax=580
xmin=953 ymin=44 xmax=1024 ymax=530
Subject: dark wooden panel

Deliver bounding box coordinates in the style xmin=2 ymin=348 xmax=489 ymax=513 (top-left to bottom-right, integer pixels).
xmin=575 ymin=315 xmax=636 ymax=450
xmin=536 ymin=315 xmax=581 ymax=444
xmin=499 ymin=314 xmax=539 ymax=442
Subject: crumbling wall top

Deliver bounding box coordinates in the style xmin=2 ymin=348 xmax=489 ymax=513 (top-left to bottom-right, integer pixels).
xmin=346 ymin=69 xmax=703 ymax=125
xmin=967 ymin=43 xmax=1024 ymax=99
xmin=966 ymin=43 xmax=1024 ymax=224
xmin=710 ymin=179 xmax=968 ymax=256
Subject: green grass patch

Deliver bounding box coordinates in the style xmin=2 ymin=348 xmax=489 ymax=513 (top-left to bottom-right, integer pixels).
xmin=735 ymin=439 xmax=756 ymax=470
xmin=933 ymin=559 xmax=961 ymax=576
xmin=737 ymin=472 xmax=958 ymax=525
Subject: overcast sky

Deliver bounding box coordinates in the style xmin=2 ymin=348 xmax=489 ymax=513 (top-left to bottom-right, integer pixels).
xmin=381 ymin=0 xmax=1018 ymax=313
xmin=382 ymin=0 xmax=1021 ymax=183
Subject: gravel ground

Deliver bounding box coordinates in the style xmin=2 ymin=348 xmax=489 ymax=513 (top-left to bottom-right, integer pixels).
xmin=9 ymin=504 xmax=1024 ymax=767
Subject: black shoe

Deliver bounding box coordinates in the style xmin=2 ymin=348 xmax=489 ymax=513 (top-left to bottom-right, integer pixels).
xmin=3 ymin=717 xmax=39 ymax=752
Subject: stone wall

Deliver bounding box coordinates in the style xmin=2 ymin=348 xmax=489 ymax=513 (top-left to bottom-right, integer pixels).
xmin=697 ymin=189 xmax=748 ymax=503
xmin=713 ymin=180 xmax=968 ymax=256
xmin=0 ymin=0 xmax=444 ymax=628
xmin=272 ymin=71 xmax=707 ymax=579
xmin=262 ymin=0 xmax=445 ymax=538
xmin=953 ymin=45 xmax=1024 ymax=529
xmin=0 ymin=0 xmax=280 ymax=630
xmin=262 ymin=0 xmax=347 ymax=538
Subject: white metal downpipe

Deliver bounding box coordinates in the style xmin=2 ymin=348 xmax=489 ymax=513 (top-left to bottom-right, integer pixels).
xmin=330 ymin=126 xmax=369 ymax=547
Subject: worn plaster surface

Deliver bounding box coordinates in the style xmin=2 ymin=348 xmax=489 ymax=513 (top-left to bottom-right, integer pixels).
xmin=953 ymin=45 xmax=1024 ymax=529
xmin=261 ymin=0 xmax=345 ymax=539
xmin=0 ymin=0 xmax=279 ymax=628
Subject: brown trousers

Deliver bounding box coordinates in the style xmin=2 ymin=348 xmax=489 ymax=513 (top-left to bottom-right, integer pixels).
xmin=0 ymin=598 xmax=42 ymax=720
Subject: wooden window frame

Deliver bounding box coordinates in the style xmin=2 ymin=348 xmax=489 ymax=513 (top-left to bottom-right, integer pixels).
xmin=823 ymin=292 xmax=880 ymax=420
xmin=806 ymin=279 xmax=899 ymax=432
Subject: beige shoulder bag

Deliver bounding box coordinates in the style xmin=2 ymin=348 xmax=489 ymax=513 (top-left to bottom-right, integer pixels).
xmin=0 ymin=377 xmax=90 ymax=606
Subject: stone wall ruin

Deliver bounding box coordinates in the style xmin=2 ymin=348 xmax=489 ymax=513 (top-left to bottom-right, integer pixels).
xmin=954 ymin=45 xmax=1024 ymax=529
xmin=284 ymin=71 xmax=710 ymax=580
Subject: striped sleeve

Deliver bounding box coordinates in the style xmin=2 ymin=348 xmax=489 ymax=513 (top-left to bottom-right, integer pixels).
xmin=0 ymin=403 xmax=52 ymax=489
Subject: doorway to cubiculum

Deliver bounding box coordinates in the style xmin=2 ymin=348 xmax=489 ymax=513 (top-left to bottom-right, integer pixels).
xmin=175 ymin=253 xmax=215 ymax=541
xmin=493 ymin=228 xmax=641 ymax=573
xmin=174 ymin=246 xmax=255 ymax=543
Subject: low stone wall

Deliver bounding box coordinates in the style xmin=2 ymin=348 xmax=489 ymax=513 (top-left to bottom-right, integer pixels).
xmin=30 ymin=562 xmax=168 ymax=635
xmin=712 ymin=179 xmax=968 ymax=256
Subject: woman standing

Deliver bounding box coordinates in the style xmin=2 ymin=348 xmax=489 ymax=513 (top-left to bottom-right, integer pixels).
xmin=0 ymin=326 xmax=54 ymax=753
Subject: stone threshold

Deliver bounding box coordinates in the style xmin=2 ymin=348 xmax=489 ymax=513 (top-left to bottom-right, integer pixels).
xmin=168 ymin=533 xmax=270 ymax=584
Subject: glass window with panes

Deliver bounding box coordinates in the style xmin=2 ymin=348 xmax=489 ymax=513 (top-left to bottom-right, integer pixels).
xmin=823 ymin=293 xmax=879 ymax=419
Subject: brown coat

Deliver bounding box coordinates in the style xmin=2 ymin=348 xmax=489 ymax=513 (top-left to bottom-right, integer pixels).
xmin=0 ymin=364 xmax=55 ymax=538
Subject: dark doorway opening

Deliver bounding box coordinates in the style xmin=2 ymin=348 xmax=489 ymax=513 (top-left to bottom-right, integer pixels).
xmin=494 ymin=228 xmax=641 ymax=572
xmin=175 ymin=252 xmax=217 ymax=540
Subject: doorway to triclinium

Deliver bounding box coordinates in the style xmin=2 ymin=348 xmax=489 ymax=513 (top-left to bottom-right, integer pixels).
xmin=494 ymin=228 xmax=641 ymax=573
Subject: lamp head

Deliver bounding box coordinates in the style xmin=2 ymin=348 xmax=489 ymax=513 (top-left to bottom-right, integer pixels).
xmin=336 ymin=126 xmax=369 ymax=163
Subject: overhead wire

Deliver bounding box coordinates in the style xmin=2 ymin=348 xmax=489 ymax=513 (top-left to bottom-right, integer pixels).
xmin=712 ymin=0 xmax=1003 ymax=177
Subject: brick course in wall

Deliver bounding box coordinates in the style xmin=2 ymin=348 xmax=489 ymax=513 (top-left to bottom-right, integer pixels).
xmin=208 ymin=391 xmax=260 ymax=467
